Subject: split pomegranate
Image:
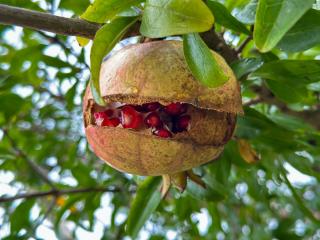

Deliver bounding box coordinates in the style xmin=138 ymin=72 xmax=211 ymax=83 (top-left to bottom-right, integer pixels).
xmin=83 ymin=40 xmax=243 ymax=178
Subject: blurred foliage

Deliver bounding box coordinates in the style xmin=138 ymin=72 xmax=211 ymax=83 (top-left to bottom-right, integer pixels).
xmin=0 ymin=0 xmax=320 ymax=239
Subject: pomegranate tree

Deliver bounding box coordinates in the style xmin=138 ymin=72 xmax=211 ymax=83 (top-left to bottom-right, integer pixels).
xmin=83 ymin=40 xmax=242 ymax=194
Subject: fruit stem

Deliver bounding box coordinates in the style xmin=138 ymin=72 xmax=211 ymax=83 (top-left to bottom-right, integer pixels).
xmin=160 ymin=170 xmax=206 ymax=199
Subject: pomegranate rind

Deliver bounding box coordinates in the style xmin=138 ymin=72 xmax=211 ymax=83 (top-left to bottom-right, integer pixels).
xmin=85 ymin=125 xmax=224 ymax=176
xmin=86 ymin=40 xmax=243 ymax=114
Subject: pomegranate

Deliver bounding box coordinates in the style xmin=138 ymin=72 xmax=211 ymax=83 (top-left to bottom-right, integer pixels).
xmin=83 ymin=41 xmax=242 ymax=193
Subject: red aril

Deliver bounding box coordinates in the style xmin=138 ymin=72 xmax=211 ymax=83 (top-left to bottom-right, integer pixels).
xmin=107 ymin=118 xmax=120 ymax=127
xmin=164 ymin=102 xmax=188 ymax=115
xmin=153 ymin=128 xmax=172 ymax=138
xmin=145 ymin=112 xmax=163 ymax=128
xmin=175 ymin=115 xmax=191 ymax=132
xmin=120 ymin=106 xmax=143 ymax=129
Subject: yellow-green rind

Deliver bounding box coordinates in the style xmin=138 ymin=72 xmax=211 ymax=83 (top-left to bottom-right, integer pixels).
xmin=87 ymin=40 xmax=243 ymax=114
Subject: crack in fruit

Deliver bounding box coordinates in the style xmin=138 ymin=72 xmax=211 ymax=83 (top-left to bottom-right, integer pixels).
xmin=92 ymin=102 xmax=191 ymax=138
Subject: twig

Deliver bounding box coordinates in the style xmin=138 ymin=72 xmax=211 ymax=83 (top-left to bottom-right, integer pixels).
xmin=280 ymin=165 xmax=320 ymax=224
xmin=252 ymin=85 xmax=320 ymax=130
xmin=0 ymin=186 xmax=124 ymax=203
xmin=201 ymin=28 xmax=238 ymax=63
xmin=243 ymin=97 xmax=263 ymax=106
xmin=236 ymin=35 xmax=252 ymax=54
xmin=2 ymin=128 xmax=56 ymax=189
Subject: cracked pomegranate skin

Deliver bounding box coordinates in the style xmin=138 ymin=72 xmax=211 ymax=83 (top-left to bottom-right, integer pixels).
xmin=83 ymin=41 xmax=242 ymax=176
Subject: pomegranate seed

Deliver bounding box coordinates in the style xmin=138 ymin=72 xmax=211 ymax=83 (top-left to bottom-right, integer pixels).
xmin=120 ymin=106 xmax=143 ymax=129
xmin=145 ymin=112 xmax=163 ymax=128
xmin=104 ymin=118 xmax=120 ymax=127
xmin=153 ymin=128 xmax=172 ymax=138
xmin=104 ymin=109 xmax=114 ymax=117
xmin=175 ymin=115 xmax=190 ymax=132
xmin=141 ymin=102 xmax=162 ymax=112
xmin=164 ymin=102 xmax=188 ymax=115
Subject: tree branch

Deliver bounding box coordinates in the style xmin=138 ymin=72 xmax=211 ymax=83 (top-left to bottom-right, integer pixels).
xmin=0 ymin=186 xmax=124 ymax=203
xmin=0 ymin=4 xmax=100 ymax=39
xmin=252 ymin=85 xmax=320 ymax=130
xmin=2 ymin=128 xmax=56 ymax=189
xmin=236 ymin=35 xmax=252 ymax=54
xmin=201 ymin=29 xmax=238 ymax=64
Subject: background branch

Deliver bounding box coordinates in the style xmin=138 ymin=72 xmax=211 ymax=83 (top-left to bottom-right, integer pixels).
xmin=252 ymin=85 xmax=320 ymax=130
xmin=0 ymin=186 xmax=125 ymax=203
xmin=2 ymin=128 xmax=56 ymax=189
xmin=0 ymin=4 xmax=100 ymax=39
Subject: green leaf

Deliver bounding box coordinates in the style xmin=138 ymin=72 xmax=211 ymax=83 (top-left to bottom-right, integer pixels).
xmin=206 ymin=154 xmax=231 ymax=185
xmin=41 ymin=55 xmax=72 ymax=68
xmin=126 ymin=177 xmax=162 ymax=238
xmin=265 ymin=80 xmax=314 ymax=104
xmin=140 ymin=0 xmax=214 ymax=37
xmin=0 ymin=93 xmax=24 ymax=120
xmin=234 ymin=0 xmax=257 ymax=25
xmin=251 ymin=60 xmax=320 ymax=85
xmin=183 ymin=33 xmax=229 ymax=88
xmin=10 ymin=199 xmax=35 ymax=233
xmin=278 ymin=9 xmax=320 ymax=52
xmin=231 ymin=58 xmax=263 ymax=79
xmin=269 ymin=80 xmax=315 ymax=104
xmin=186 ymin=175 xmax=226 ymax=201
xmin=254 ymin=0 xmax=314 ymax=52
xmin=90 ymin=17 xmax=138 ymax=105
xmin=236 ymin=107 xmax=299 ymax=150
xmin=81 ymin=0 xmax=143 ymax=23
xmin=207 ymin=1 xmax=250 ymax=34
xmin=65 ymin=82 xmax=77 ymax=111
xmin=59 ymin=0 xmax=90 ymax=15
